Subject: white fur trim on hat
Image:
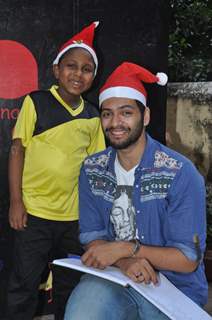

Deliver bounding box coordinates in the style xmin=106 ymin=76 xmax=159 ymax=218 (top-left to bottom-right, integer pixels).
xmin=156 ymin=72 xmax=168 ymax=86
xmin=53 ymin=43 xmax=98 ymax=75
xmin=99 ymin=86 xmax=146 ymax=107
xmin=94 ymin=21 xmax=99 ymax=27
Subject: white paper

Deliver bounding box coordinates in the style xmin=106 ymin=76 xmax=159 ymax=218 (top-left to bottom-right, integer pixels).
xmin=129 ymin=274 xmax=211 ymax=320
xmin=53 ymin=257 xmax=129 ymax=287
xmin=53 ymin=257 xmax=211 ymax=320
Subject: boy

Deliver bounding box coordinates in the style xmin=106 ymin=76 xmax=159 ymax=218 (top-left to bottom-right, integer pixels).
xmin=7 ymin=21 xmax=105 ymax=320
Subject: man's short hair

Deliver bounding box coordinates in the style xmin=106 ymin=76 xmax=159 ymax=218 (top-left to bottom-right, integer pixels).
xmin=135 ymin=100 xmax=145 ymax=115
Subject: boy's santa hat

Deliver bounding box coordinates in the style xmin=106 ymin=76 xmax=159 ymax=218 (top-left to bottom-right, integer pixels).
xmin=53 ymin=21 xmax=99 ymax=74
xmin=99 ymin=62 xmax=168 ymax=106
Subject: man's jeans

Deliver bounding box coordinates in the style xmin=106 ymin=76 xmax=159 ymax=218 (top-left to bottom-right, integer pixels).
xmin=64 ymin=274 xmax=170 ymax=320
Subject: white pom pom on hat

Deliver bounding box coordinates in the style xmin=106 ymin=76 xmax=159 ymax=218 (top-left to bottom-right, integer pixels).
xmin=99 ymin=62 xmax=168 ymax=107
xmin=53 ymin=21 xmax=99 ymax=75
xmin=156 ymin=72 xmax=168 ymax=86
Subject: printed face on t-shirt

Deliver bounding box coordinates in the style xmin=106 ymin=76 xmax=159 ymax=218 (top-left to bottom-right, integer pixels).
xmin=110 ymin=185 xmax=136 ymax=241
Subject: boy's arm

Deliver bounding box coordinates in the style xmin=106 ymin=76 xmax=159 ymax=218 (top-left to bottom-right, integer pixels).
xmin=9 ymin=138 xmax=27 ymax=230
xmin=8 ymin=95 xmax=37 ymax=230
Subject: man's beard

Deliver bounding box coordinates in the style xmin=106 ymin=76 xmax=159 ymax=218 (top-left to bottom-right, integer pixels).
xmin=104 ymin=120 xmax=144 ymax=150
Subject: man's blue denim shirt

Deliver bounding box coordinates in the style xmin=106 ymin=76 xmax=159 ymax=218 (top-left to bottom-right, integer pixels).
xmin=79 ymin=134 xmax=208 ymax=306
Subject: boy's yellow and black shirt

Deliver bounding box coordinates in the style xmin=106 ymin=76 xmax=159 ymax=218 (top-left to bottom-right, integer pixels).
xmin=13 ymin=85 xmax=105 ymax=221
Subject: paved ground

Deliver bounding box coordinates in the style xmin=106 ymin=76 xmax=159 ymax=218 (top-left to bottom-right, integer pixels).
xmin=34 ymin=283 xmax=212 ymax=319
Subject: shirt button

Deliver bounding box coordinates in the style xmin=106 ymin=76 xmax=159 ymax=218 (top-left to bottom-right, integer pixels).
xmin=141 ymin=235 xmax=145 ymax=239
xmin=137 ymin=210 xmax=140 ymax=213
xmin=135 ymin=184 xmax=139 ymax=188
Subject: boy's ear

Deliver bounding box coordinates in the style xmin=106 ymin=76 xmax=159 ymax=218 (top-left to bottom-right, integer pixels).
xmin=53 ymin=64 xmax=59 ymax=79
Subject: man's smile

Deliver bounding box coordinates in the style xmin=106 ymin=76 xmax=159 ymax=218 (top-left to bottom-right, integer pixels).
xmin=106 ymin=128 xmax=129 ymax=140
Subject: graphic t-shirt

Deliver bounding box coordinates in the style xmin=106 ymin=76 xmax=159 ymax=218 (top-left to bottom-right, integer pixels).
xmin=110 ymin=156 xmax=137 ymax=240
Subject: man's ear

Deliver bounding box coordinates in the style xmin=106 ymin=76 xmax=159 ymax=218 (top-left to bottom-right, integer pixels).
xmin=53 ymin=64 xmax=59 ymax=79
xmin=144 ymin=107 xmax=150 ymax=126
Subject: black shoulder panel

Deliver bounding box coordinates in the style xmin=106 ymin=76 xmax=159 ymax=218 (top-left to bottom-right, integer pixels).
xmin=82 ymin=100 xmax=100 ymax=118
xmin=29 ymin=91 xmax=100 ymax=136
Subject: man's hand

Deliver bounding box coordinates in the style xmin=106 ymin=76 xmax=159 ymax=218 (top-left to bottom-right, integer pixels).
xmin=9 ymin=200 xmax=28 ymax=230
xmin=82 ymin=241 xmax=133 ymax=269
xmin=117 ymin=257 xmax=158 ymax=285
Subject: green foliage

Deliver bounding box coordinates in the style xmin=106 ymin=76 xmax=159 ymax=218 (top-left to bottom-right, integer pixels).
xmin=169 ymin=0 xmax=212 ymax=82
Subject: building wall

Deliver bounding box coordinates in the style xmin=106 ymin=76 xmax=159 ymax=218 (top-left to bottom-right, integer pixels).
xmin=166 ymin=82 xmax=212 ymax=244
xmin=167 ymin=82 xmax=212 ymax=180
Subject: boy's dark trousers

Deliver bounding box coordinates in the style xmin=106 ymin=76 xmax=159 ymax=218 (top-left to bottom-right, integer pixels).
xmin=6 ymin=215 xmax=83 ymax=320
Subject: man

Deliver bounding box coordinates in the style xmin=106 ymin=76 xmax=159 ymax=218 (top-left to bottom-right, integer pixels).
xmin=64 ymin=62 xmax=208 ymax=320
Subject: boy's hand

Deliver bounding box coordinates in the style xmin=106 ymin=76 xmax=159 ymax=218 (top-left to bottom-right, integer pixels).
xmin=9 ymin=200 xmax=28 ymax=230
xmin=82 ymin=241 xmax=131 ymax=269
xmin=117 ymin=257 xmax=158 ymax=285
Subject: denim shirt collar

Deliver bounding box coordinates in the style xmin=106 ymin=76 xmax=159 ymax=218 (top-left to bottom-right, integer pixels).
xmin=139 ymin=134 xmax=157 ymax=169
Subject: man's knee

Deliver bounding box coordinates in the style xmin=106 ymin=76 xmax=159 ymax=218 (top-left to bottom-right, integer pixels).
xmin=64 ymin=274 xmax=137 ymax=320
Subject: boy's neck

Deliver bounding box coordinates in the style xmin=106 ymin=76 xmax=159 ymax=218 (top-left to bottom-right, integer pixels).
xmin=69 ymin=97 xmax=82 ymax=109
xmin=56 ymin=88 xmax=82 ymax=109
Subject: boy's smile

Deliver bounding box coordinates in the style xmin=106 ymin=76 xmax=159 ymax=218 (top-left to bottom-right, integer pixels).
xmin=53 ymin=47 xmax=95 ymax=107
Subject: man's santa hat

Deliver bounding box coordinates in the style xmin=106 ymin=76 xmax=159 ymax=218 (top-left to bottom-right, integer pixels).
xmin=99 ymin=62 xmax=168 ymax=106
xmin=53 ymin=21 xmax=99 ymax=74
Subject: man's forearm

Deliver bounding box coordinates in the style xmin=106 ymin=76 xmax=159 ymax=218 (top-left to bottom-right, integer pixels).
xmin=83 ymin=238 xmax=197 ymax=273
xmin=82 ymin=240 xmax=135 ymax=268
xmin=109 ymin=242 xmax=198 ymax=273
xmin=84 ymin=239 xmax=108 ymax=250
xmin=135 ymin=245 xmax=198 ymax=273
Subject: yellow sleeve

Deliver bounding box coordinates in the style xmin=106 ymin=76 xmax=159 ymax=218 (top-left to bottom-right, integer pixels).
xmin=13 ymin=95 xmax=37 ymax=147
xmin=87 ymin=118 xmax=105 ymax=155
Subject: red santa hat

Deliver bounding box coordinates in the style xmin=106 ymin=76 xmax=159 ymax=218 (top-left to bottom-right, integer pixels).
xmin=99 ymin=62 xmax=168 ymax=106
xmin=53 ymin=21 xmax=99 ymax=74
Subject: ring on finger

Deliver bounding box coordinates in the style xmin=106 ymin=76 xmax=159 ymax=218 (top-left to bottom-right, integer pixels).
xmin=136 ymin=273 xmax=142 ymax=278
